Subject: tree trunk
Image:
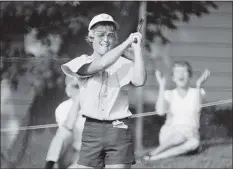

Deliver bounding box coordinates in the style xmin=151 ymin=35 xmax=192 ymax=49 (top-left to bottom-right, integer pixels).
xmin=135 ymin=1 xmax=147 ymax=155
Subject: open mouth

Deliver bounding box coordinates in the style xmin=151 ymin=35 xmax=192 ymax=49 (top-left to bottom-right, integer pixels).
xmin=100 ymin=43 xmax=109 ymax=47
xmin=178 ymin=77 xmax=185 ymax=82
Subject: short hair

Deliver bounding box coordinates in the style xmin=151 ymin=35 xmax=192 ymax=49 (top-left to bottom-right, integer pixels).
xmin=172 ymin=61 xmax=193 ymax=77
xmin=85 ymin=21 xmax=118 ymax=46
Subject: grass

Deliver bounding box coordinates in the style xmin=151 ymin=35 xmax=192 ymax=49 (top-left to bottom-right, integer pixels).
xmin=133 ymin=139 xmax=232 ymax=168
xmin=1 ymin=128 xmax=232 ymax=168
xmin=1 ymin=106 xmax=232 ymax=168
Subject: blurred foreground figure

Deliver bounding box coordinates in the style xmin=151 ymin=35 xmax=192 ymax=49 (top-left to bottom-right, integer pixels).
xmin=44 ymin=76 xmax=85 ymax=169
xmin=1 ymin=79 xmax=20 ymax=162
xmin=143 ymin=61 xmax=210 ymax=161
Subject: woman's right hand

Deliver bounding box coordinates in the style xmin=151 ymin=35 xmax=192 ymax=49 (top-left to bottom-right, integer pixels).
xmin=155 ymin=70 xmax=166 ymax=87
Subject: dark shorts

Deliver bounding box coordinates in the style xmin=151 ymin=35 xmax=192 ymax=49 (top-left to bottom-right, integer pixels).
xmin=78 ymin=117 xmax=135 ymax=168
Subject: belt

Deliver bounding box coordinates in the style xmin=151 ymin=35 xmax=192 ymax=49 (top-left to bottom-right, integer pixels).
xmin=83 ymin=115 xmax=129 ymax=124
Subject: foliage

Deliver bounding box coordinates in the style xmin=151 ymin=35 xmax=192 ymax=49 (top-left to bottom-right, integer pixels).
xmin=0 ymin=1 xmax=127 ymax=90
xmin=146 ymin=1 xmax=218 ymax=46
xmin=0 ymin=1 xmax=218 ymax=90
xmin=1 ymin=2 xmax=219 ymax=167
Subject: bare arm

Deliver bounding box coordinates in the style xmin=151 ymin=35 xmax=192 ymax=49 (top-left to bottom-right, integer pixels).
xmin=78 ymin=33 xmax=138 ymax=76
xmin=156 ymin=85 xmax=169 ymax=116
xmin=131 ymin=34 xmax=147 ymax=86
xmin=62 ymin=95 xmax=80 ymax=131
xmin=196 ymin=69 xmax=210 ymax=102
xmin=122 ymin=47 xmax=134 ymax=61
xmin=155 ymin=70 xmax=168 ymax=116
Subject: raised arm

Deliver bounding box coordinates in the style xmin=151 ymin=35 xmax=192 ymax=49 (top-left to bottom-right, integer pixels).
xmin=78 ymin=33 xmax=142 ymax=76
xmin=130 ymin=32 xmax=147 ymax=86
xmin=155 ymin=70 xmax=169 ymax=116
xmin=196 ymin=69 xmax=210 ymax=101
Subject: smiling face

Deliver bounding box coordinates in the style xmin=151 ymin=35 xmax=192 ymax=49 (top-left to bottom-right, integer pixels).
xmin=172 ymin=62 xmax=192 ymax=88
xmin=90 ymin=22 xmax=117 ymax=56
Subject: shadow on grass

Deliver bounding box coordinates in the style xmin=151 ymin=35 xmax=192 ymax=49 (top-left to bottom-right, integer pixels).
xmin=200 ymin=139 xmax=233 ymax=153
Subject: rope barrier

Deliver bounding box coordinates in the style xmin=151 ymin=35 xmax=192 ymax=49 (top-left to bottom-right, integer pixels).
xmin=1 ymin=99 xmax=232 ymax=133
xmin=130 ymin=99 xmax=232 ymax=118
xmin=1 ymin=124 xmax=58 ymax=133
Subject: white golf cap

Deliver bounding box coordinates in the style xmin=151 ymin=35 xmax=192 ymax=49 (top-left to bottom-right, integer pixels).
xmin=88 ymin=13 xmax=119 ymax=31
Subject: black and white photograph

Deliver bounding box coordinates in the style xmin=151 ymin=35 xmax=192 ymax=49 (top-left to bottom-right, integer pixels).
xmin=1 ymin=1 xmax=232 ymax=168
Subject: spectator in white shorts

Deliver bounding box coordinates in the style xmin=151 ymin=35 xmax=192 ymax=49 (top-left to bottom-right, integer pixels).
xmin=143 ymin=61 xmax=210 ymax=161
xmin=44 ymin=76 xmax=85 ymax=169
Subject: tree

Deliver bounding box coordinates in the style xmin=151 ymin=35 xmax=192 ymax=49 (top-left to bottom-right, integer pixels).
xmin=0 ymin=1 xmax=134 ymax=90
xmin=0 ymin=1 xmax=217 ymax=90
xmin=0 ymin=1 xmax=218 ymax=167
xmin=0 ymin=2 xmax=137 ymax=167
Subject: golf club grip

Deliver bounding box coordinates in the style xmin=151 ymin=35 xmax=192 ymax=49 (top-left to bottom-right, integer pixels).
xmin=134 ymin=18 xmax=144 ymax=43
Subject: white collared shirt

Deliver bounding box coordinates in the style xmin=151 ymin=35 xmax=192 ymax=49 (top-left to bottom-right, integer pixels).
xmin=61 ymin=55 xmax=134 ymax=120
xmin=164 ymin=87 xmax=205 ymax=129
xmin=55 ymin=99 xmax=86 ymax=131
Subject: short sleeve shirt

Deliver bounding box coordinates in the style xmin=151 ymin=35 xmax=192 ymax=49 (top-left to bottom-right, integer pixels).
xmin=61 ymin=55 xmax=134 ymax=120
xmin=55 ymin=99 xmax=85 ymax=130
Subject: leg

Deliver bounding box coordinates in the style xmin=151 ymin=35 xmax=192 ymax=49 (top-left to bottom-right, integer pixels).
xmin=149 ymin=138 xmax=200 ymax=161
xmin=68 ymin=163 xmax=95 ymax=168
xmin=105 ymin=164 xmax=131 ymax=169
xmin=149 ymin=131 xmax=186 ymax=156
xmin=66 ymin=124 xmax=84 ymax=168
xmin=77 ymin=120 xmax=104 ymax=169
xmin=45 ymin=127 xmax=72 ymax=169
xmin=57 ymin=144 xmax=76 ymax=169
xmin=104 ymin=119 xmax=135 ymax=168
xmin=66 ymin=149 xmax=81 ymax=168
